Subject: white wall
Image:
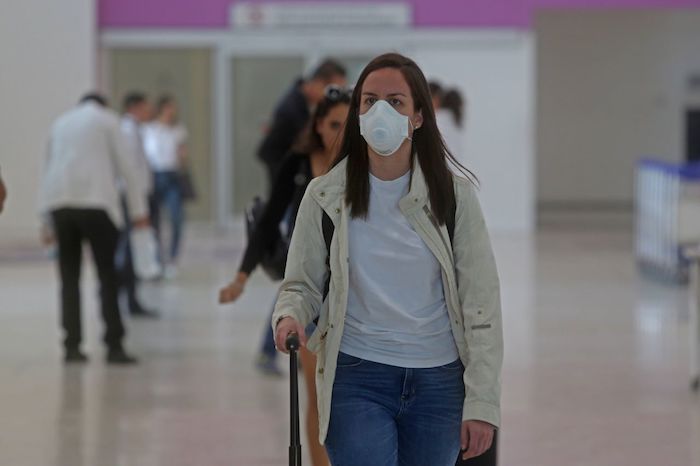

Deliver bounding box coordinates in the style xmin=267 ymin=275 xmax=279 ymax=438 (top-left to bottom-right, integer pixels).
xmin=0 ymin=0 xmax=96 ymax=244
xmin=414 ymin=33 xmax=535 ymax=233
xmin=537 ymin=10 xmax=700 ymax=206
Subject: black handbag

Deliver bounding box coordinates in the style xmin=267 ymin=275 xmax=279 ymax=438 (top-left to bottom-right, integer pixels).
xmin=177 ymin=167 xmax=197 ymax=202
xmin=245 ymin=196 xmax=289 ymax=281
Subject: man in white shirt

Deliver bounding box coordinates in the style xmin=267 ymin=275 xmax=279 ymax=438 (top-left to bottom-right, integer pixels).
xmin=39 ymin=93 xmax=149 ymax=365
xmin=118 ymin=92 xmax=159 ymax=318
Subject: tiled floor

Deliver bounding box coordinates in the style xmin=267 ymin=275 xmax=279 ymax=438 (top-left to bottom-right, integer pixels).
xmin=0 ymin=225 xmax=698 ymax=466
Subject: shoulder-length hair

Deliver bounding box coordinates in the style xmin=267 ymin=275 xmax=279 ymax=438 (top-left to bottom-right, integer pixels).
xmin=443 ymin=88 xmax=465 ymax=127
xmin=296 ymin=88 xmax=351 ymax=154
xmin=333 ymin=53 xmax=475 ymax=225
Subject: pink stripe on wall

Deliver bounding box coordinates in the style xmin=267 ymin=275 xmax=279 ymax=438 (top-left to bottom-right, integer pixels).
xmin=98 ymin=0 xmax=700 ymax=29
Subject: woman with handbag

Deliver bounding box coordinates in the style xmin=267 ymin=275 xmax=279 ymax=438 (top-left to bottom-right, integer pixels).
xmin=273 ymin=53 xmax=503 ymax=466
xmin=219 ymin=86 xmax=351 ymax=466
xmin=143 ymin=95 xmax=188 ymax=277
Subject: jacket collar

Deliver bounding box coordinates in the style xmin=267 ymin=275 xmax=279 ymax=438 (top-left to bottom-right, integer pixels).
xmin=309 ymin=157 xmax=347 ymax=210
xmin=310 ymin=154 xmax=430 ymax=214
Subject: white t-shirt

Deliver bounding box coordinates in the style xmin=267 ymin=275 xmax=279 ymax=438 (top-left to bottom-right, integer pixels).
xmin=142 ymin=122 xmax=187 ymax=172
xmin=340 ymin=170 xmax=459 ymax=368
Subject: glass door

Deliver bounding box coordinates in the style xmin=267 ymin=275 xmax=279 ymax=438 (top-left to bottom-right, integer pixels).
xmin=230 ymin=56 xmax=305 ymax=215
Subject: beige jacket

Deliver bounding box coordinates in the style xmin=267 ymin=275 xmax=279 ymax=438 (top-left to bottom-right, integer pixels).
xmin=272 ymin=157 xmax=503 ymax=444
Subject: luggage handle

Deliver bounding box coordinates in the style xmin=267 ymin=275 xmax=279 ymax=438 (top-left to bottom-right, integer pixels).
xmin=286 ymin=333 xmax=302 ymax=466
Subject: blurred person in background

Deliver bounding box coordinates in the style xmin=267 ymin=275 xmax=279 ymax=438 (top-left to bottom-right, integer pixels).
xmin=257 ymin=58 xmax=347 ymax=191
xmin=38 ymin=93 xmax=148 ymax=365
xmin=118 ymin=92 xmax=159 ymax=318
xmin=273 ymin=53 xmax=502 ymax=465
xmin=236 ymin=57 xmax=345 ymax=373
xmin=429 ymin=80 xmax=444 ymax=113
xmin=0 ymin=167 xmax=6 ymax=213
xmin=143 ymin=95 xmax=188 ymax=277
xmin=220 ymin=86 xmax=351 ymax=466
xmin=436 ymin=88 xmax=466 ymax=170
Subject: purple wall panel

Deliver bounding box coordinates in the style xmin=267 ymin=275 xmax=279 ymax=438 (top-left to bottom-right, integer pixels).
xmin=98 ymin=0 xmax=700 ymax=29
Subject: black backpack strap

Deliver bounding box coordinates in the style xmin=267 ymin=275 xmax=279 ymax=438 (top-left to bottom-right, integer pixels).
xmin=322 ymin=210 xmax=334 ymax=253
xmin=446 ymin=187 xmax=457 ymax=245
xmin=321 ymin=211 xmax=334 ymax=301
xmin=446 ymin=205 xmax=456 ymax=244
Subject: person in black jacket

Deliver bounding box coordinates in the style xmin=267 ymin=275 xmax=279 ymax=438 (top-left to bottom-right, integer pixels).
xmin=220 ymin=87 xmax=351 ymax=466
xmin=257 ymin=59 xmax=347 ymax=191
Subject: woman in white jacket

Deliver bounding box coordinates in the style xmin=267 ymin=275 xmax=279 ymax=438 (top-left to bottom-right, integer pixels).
xmin=273 ymin=53 xmax=502 ymax=466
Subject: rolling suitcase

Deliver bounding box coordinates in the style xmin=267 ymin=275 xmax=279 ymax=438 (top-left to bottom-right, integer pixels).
xmin=286 ymin=333 xmax=302 ymax=466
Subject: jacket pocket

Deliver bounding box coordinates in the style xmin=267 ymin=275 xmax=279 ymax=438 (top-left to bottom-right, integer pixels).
xmin=306 ymin=299 xmax=330 ymax=353
xmin=306 ymin=325 xmax=327 ymax=353
xmin=471 ymin=324 xmax=492 ymax=330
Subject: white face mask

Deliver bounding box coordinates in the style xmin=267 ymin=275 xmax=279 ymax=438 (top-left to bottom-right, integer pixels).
xmin=359 ymin=100 xmax=412 ymax=157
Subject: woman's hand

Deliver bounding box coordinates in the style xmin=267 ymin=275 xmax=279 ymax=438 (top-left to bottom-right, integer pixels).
xmin=274 ymin=316 xmax=307 ymax=354
xmin=218 ymin=272 xmax=248 ymax=304
xmin=40 ymin=224 xmax=55 ymax=246
xmin=132 ymin=216 xmax=150 ymax=229
xmin=460 ymin=420 xmax=495 ymax=461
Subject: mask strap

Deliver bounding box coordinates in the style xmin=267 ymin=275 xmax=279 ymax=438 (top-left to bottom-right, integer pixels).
xmin=407 ymin=119 xmax=415 ymax=142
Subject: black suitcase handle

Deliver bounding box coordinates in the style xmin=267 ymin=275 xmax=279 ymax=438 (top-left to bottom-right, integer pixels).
xmin=286 ymin=333 xmax=302 ymax=466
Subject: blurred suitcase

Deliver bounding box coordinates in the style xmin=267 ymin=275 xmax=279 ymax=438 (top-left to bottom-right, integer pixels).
xmin=286 ymin=333 xmax=302 ymax=466
xmin=456 ymin=430 xmax=497 ymax=466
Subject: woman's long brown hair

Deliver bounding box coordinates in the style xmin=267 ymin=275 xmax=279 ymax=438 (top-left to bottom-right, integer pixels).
xmin=333 ymin=53 xmax=476 ymax=225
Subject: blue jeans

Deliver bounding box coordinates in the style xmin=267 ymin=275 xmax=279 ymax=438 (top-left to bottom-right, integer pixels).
xmin=260 ymin=302 xmax=278 ymax=359
xmin=325 ymin=353 xmax=464 ymax=466
xmin=152 ymin=171 xmax=184 ymax=262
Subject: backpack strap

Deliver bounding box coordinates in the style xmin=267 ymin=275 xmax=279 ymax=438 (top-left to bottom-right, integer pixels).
xmin=446 ymin=197 xmax=456 ymax=245
xmin=322 ymin=210 xmax=334 ymax=254
xmin=321 ymin=211 xmax=334 ymax=300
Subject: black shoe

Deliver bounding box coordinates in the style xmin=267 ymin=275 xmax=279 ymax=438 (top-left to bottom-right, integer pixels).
xmin=65 ymin=348 xmax=88 ymax=364
xmin=106 ymin=348 xmax=139 ymax=365
xmin=130 ymin=306 xmax=160 ymax=319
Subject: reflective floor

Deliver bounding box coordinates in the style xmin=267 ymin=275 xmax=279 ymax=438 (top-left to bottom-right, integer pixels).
xmin=0 ymin=224 xmax=699 ymax=466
